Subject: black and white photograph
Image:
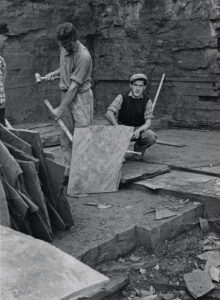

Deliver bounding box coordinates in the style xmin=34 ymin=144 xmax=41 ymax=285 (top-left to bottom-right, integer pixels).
xmin=0 ymin=1 xmax=220 ymax=299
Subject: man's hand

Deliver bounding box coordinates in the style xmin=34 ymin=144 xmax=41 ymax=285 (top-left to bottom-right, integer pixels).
xmin=51 ymin=106 xmax=64 ymax=120
xmin=132 ymin=130 xmax=140 ymax=139
xmin=45 ymin=72 xmax=56 ymax=81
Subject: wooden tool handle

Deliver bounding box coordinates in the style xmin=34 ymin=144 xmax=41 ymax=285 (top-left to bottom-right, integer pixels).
xmin=152 ymin=73 xmax=166 ymax=112
xmin=44 ymin=99 xmax=73 ymax=142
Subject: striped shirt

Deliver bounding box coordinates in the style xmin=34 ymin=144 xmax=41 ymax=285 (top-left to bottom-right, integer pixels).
xmin=108 ymin=92 xmax=153 ymax=120
xmin=0 ymin=56 xmax=6 ymax=106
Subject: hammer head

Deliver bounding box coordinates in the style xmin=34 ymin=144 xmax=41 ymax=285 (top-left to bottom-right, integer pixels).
xmin=35 ymin=73 xmax=41 ymax=83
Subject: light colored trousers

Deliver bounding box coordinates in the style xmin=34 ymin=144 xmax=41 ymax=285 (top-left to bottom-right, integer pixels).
xmin=60 ymin=89 xmax=94 ymax=176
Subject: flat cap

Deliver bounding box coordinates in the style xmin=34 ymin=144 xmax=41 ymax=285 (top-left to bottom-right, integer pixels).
xmin=0 ymin=23 xmax=9 ymax=34
xmin=130 ymin=73 xmax=147 ymax=84
xmin=56 ymin=22 xmax=78 ymax=41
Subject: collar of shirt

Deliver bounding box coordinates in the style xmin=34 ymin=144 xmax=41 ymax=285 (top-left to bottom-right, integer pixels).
xmin=128 ymin=91 xmax=144 ymax=99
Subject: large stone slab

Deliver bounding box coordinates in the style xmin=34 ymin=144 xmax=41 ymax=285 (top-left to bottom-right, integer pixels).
xmin=121 ymin=161 xmax=170 ymax=183
xmin=0 ymin=225 xmax=109 ymax=300
xmin=133 ymin=170 xmax=220 ymax=199
xmin=68 ymin=125 xmax=133 ymax=195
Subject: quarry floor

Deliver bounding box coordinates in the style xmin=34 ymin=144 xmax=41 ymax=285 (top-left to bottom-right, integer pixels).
xmin=48 ymin=128 xmax=220 ymax=255
xmin=18 ymin=121 xmax=220 ymax=299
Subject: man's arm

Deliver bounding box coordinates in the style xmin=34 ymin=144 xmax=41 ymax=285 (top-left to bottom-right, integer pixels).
xmin=52 ymin=49 xmax=92 ymax=120
xmin=133 ymin=98 xmax=153 ymax=138
xmin=45 ymin=68 xmax=60 ymax=81
xmin=105 ymin=109 xmax=118 ymax=125
xmin=1 ymin=57 xmax=7 ymax=82
xmin=133 ymin=119 xmax=151 ymax=138
xmin=52 ymin=80 xmax=79 ymax=120
xmin=105 ymin=94 xmax=123 ymax=126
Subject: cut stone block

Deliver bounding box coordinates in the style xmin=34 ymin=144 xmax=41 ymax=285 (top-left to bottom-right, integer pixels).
xmin=184 ymin=269 xmax=215 ymax=299
xmin=68 ymin=125 xmax=133 ymax=195
xmin=1 ymin=225 xmax=109 ymax=300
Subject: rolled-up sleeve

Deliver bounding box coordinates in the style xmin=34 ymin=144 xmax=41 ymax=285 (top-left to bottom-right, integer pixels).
xmin=144 ymin=99 xmax=153 ymax=120
xmin=70 ymin=53 xmax=91 ymax=84
xmin=107 ymin=94 xmax=123 ymax=114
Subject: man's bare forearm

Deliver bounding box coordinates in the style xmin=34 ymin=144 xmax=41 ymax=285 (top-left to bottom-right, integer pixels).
xmin=52 ymin=68 xmax=60 ymax=76
xmin=60 ymin=81 xmax=78 ymax=111
xmin=105 ymin=110 xmax=118 ymax=125
xmin=134 ymin=119 xmax=151 ymax=134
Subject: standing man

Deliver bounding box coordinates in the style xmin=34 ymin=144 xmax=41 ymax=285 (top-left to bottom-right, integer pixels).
xmin=0 ymin=23 xmax=9 ymax=126
xmin=45 ymin=23 xmax=94 ymax=182
xmin=105 ymin=73 xmax=157 ymax=157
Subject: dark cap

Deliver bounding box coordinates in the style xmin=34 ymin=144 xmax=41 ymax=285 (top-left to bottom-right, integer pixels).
xmin=0 ymin=23 xmax=9 ymax=34
xmin=56 ymin=22 xmax=78 ymax=42
xmin=130 ymin=73 xmax=147 ymax=84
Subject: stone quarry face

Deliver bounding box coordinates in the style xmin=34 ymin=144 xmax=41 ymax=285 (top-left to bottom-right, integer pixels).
xmin=1 ymin=0 xmax=220 ymax=128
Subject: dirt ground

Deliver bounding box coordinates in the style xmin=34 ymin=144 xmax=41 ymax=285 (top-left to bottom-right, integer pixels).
xmin=48 ymin=128 xmax=220 ymax=299
xmin=52 ymin=129 xmax=220 ymax=253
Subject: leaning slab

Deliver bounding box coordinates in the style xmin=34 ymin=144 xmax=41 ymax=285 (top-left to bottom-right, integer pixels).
xmin=68 ymin=125 xmax=133 ymax=195
xmin=0 ymin=225 xmax=109 ymax=300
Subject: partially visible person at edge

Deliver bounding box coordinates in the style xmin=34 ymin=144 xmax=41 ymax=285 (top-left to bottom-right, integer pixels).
xmin=105 ymin=73 xmax=157 ymax=157
xmin=0 ymin=23 xmax=9 ymax=126
xmin=45 ymin=22 xmax=94 ymax=184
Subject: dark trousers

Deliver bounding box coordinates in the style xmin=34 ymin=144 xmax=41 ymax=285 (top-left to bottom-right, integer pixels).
xmin=133 ymin=129 xmax=157 ymax=154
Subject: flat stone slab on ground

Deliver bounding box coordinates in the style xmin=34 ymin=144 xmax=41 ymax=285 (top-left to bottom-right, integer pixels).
xmin=184 ymin=269 xmax=215 ymax=298
xmin=121 ymin=161 xmax=170 ymax=183
xmin=134 ymin=170 xmax=220 ymax=198
xmin=0 ymin=225 xmax=108 ymax=300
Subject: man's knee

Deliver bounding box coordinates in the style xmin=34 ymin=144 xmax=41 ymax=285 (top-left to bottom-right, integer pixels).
xmin=141 ymin=129 xmax=157 ymax=145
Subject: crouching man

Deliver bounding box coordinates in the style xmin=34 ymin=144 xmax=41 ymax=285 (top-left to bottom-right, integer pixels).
xmin=105 ymin=73 xmax=157 ymax=157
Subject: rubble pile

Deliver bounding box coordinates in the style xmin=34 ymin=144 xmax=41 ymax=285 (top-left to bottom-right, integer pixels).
xmin=0 ymin=124 xmax=74 ymax=241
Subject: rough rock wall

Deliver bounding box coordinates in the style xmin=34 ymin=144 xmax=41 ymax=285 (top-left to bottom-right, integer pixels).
xmin=1 ymin=0 xmax=220 ymax=128
xmin=92 ymin=0 xmax=220 ymax=129
xmin=1 ymin=0 xmax=95 ymax=123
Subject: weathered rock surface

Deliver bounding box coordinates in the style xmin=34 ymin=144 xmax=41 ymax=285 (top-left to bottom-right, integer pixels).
xmin=1 ymin=0 xmax=220 ymax=128
xmin=0 ymin=225 xmax=109 ymax=300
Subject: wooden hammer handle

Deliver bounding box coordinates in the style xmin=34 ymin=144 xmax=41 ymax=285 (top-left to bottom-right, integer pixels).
xmin=44 ymin=99 xmax=73 ymax=142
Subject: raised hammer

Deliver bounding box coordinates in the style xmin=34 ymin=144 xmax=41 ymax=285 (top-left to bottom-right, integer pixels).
xmin=35 ymin=73 xmax=59 ymax=84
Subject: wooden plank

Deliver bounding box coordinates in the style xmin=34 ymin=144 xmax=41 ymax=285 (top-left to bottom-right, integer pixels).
xmin=68 ymin=125 xmax=133 ymax=195
xmin=156 ymin=140 xmax=186 ymax=147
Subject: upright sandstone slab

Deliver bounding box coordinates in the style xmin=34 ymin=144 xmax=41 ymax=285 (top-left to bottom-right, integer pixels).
xmin=68 ymin=125 xmax=133 ymax=195
xmin=0 ymin=225 xmax=109 ymax=300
